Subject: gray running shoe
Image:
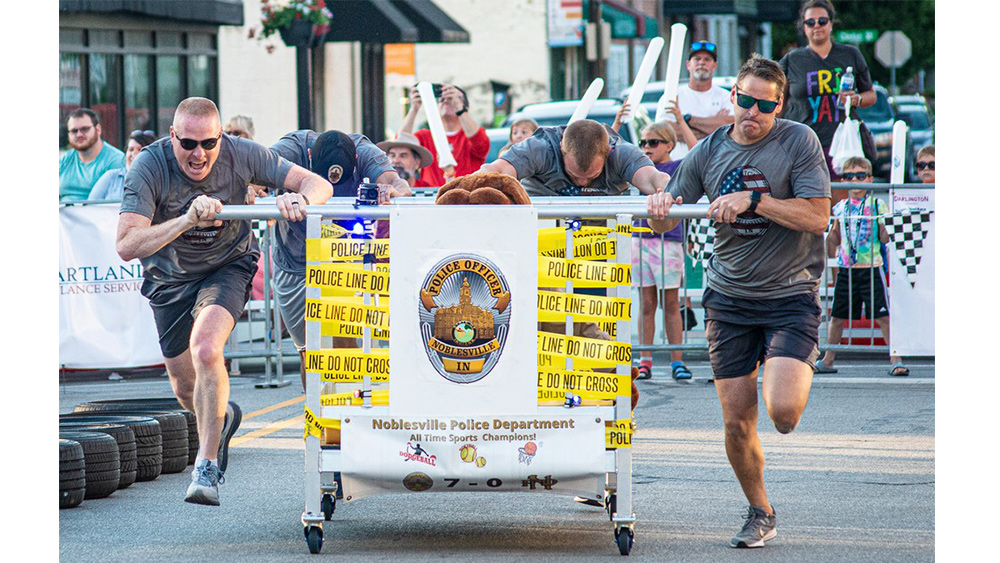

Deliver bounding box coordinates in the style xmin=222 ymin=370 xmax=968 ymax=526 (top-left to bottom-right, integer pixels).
xmin=185 ymin=460 xmax=225 ymax=506
xmin=731 ymin=505 xmax=777 ymax=548
xmin=217 ymin=401 xmax=242 ymax=473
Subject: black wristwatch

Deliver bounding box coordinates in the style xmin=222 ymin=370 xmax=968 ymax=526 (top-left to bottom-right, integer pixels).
xmin=748 ymin=190 xmax=761 ymax=212
xmin=683 ymin=113 xmax=692 ymax=124
xmin=456 ymin=106 xmax=468 ymax=116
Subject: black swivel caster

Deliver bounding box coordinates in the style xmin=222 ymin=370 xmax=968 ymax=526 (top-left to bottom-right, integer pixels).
xmin=305 ymin=526 xmax=323 ymax=554
xmin=322 ymin=493 xmax=336 ymax=521
xmin=615 ymin=527 xmax=633 ymax=556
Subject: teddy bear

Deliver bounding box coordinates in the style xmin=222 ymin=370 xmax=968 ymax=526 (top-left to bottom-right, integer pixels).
xmin=435 ymin=172 xmax=640 ymax=410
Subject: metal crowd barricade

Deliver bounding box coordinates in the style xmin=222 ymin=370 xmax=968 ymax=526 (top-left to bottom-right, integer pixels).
xmin=217 ymin=199 xmax=708 ymax=556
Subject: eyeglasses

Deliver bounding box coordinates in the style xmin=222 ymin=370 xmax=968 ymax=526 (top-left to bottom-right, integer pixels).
xmin=803 ymin=17 xmax=830 ymax=27
xmin=131 ymin=129 xmax=155 ymax=137
xmin=69 ymin=126 xmax=93 ymax=135
xmin=639 ymin=138 xmax=669 ymax=149
xmin=690 ymin=41 xmax=717 ymax=53
xmin=915 ymin=161 xmax=935 ymax=170
xmin=734 ymin=87 xmax=780 ymax=114
xmin=176 ymin=133 xmax=222 ymax=151
xmin=840 ymin=172 xmax=870 ymax=181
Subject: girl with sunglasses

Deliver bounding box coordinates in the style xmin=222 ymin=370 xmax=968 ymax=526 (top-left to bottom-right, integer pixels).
xmin=631 ymin=121 xmax=693 ymax=381
xmin=778 ymin=0 xmax=876 ymax=180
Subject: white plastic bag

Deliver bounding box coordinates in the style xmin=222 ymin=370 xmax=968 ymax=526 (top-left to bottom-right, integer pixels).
xmin=828 ymin=97 xmax=865 ymax=175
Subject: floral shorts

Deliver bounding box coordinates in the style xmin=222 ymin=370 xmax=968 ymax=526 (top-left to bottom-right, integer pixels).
xmin=631 ymin=238 xmax=683 ymax=289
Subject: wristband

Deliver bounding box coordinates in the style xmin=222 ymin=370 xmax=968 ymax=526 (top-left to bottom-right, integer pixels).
xmin=456 ymin=107 xmax=468 ymax=116
xmin=748 ymin=190 xmax=761 ymax=213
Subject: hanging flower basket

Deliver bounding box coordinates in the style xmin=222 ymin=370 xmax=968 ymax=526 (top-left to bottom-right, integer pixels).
xmin=256 ymin=1 xmax=332 ymax=49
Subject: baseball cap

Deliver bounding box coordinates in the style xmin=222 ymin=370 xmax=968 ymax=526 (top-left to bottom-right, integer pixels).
xmin=689 ymin=41 xmax=717 ymax=61
xmin=310 ymin=130 xmax=356 ymax=186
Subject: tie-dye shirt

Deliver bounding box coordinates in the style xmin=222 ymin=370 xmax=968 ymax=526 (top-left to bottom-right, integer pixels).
xmin=832 ymin=196 xmax=887 ymax=268
xmin=778 ymin=43 xmax=873 ymax=150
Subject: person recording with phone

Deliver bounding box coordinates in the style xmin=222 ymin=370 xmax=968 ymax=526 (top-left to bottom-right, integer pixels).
xmin=398 ymin=82 xmax=489 ymax=187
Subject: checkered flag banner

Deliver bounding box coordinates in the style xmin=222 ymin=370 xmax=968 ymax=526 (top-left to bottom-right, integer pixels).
xmin=884 ymin=210 xmax=933 ymax=288
xmin=250 ymin=219 xmax=268 ymax=242
xmin=686 ymin=218 xmax=715 ymax=266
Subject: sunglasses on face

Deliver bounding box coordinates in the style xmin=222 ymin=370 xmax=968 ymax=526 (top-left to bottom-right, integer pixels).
xmin=803 ymin=17 xmax=830 ymax=27
xmin=69 ymin=126 xmax=93 ymax=135
xmin=639 ymin=138 xmax=669 ymax=149
xmin=916 ymin=161 xmax=935 ymax=170
xmin=840 ymin=172 xmax=870 ymax=181
xmin=734 ymin=87 xmax=780 ymax=114
xmin=176 ymin=133 xmax=221 ymax=151
xmin=690 ymin=41 xmax=716 ymax=53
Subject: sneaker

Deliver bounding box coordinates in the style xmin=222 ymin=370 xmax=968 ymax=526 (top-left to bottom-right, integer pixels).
xmin=217 ymin=401 xmax=242 ymax=473
xmin=184 ymin=460 xmax=224 ymax=506
xmin=731 ymin=505 xmax=777 ymax=548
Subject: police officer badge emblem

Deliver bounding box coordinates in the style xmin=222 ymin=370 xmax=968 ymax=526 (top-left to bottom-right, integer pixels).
xmin=419 ymin=254 xmax=511 ymax=383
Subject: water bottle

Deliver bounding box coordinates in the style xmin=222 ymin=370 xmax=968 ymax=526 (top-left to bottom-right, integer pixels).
xmin=837 ymin=66 xmax=855 ymax=110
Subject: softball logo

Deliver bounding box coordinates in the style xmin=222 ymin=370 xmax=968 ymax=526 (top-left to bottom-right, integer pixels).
xmin=459 ymin=444 xmax=487 ymax=468
xmin=419 ymin=254 xmax=511 ymax=384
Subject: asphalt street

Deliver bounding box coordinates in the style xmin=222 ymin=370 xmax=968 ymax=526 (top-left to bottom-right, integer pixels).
xmin=57 ymin=359 xmax=935 ymax=562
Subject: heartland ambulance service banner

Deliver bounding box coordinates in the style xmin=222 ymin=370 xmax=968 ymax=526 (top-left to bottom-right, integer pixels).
xmin=390 ymin=206 xmax=538 ymax=416
xmin=340 ymin=414 xmax=606 ymax=501
xmin=887 ymin=190 xmax=935 ymax=356
xmin=59 ymin=204 xmax=161 ymax=368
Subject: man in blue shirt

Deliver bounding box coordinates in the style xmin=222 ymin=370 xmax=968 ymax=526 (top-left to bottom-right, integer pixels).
xmin=59 ymin=108 xmax=125 ymax=201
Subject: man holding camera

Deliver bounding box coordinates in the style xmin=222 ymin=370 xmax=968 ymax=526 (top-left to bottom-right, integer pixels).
xmin=398 ymin=83 xmax=489 ymax=187
xmin=377 ymin=132 xmax=435 ymax=188
xmin=267 ymin=129 xmax=411 ymax=389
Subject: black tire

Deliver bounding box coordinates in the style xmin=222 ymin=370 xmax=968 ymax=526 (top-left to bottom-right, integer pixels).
xmin=58 ymin=432 xmax=120 ymax=500
xmin=59 ymin=439 xmax=86 ymax=509
xmin=58 ymin=422 xmax=137 ymax=489
xmin=615 ymin=528 xmax=633 ymax=556
xmin=60 ymin=416 xmax=162 ymax=482
xmin=306 ymin=527 xmax=323 ymax=554
xmin=73 ymin=401 xmax=198 ymax=465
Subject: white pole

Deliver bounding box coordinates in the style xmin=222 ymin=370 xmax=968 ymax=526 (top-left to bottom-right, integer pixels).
xmin=655 ymin=23 xmax=688 ymax=123
xmin=569 ymin=78 xmax=605 ymax=124
xmin=621 ymin=37 xmax=664 ymax=124
xmin=416 ymin=81 xmax=458 ymax=174
xmin=890 ymin=120 xmax=908 ymax=185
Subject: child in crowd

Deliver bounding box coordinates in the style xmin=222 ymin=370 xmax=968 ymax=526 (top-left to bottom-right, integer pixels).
xmin=498 ymin=118 xmax=538 ymax=157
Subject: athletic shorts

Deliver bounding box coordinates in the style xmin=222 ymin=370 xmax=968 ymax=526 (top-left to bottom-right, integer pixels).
xmin=273 ymin=268 xmax=307 ymax=352
xmin=830 ymin=268 xmax=888 ymax=320
xmin=631 ymin=238 xmax=683 ymax=289
xmin=703 ymin=286 xmax=821 ymax=379
xmin=141 ymin=254 xmax=257 ymax=359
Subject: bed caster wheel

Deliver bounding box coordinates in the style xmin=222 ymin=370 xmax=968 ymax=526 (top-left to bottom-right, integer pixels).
xmin=305 ymin=526 xmax=323 ymax=554
xmin=322 ymin=493 xmax=336 ymax=521
xmin=615 ymin=527 xmax=633 ymax=556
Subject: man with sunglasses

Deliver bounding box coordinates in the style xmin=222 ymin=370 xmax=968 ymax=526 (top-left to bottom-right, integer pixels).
xmin=670 ymin=41 xmax=735 ymax=159
xmin=646 ymin=54 xmax=831 ymax=548
xmin=60 ymin=107 xmax=126 ymax=201
xmin=117 ymin=97 xmax=333 ymax=507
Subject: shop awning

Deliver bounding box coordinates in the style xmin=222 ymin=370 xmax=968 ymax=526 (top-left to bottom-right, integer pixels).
xmin=59 ymin=0 xmax=244 ymax=26
xmin=324 ymin=0 xmax=469 ymax=44
xmin=583 ymin=0 xmax=660 ymax=40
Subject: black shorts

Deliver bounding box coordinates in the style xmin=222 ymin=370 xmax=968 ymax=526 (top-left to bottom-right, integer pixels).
xmin=141 ymin=254 xmax=257 ymax=359
xmin=830 ymin=268 xmax=888 ymax=320
xmin=703 ymin=286 xmax=821 ymax=379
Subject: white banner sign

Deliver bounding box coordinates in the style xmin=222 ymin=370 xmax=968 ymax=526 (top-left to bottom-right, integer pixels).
xmin=341 ymin=414 xmax=606 ymax=501
xmin=390 ymin=206 xmax=539 ymax=416
xmin=887 ymin=190 xmax=935 ymax=356
xmin=547 ymin=0 xmax=584 ymax=47
xmin=59 ymin=204 xmax=162 ymax=368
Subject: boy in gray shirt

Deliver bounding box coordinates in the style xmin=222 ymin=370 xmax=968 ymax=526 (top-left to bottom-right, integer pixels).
xmin=118 ymin=97 xmax=332 ymax=506
xmin=647 ymin=55 xmax=830 ymax=548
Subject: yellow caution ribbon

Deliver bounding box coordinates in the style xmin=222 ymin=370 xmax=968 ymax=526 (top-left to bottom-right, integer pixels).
xmin=537 ymin=290 xmax=632 ymax=323
xmin=305 ymin=348 xmax=390 ymax=383
xmin=320 ymin=389 xmax=390 ymax=407
xmin=320 ymin=223 xmax=350 ymax=239
xmin=307 ymin=264 xmax=390 ymax=294
xmin=537 ymin=331 xmax=632 ymax=365
xmin=303 ymin=405 xmax=341 ymax=440
xmin=538 ymin=351 xmax=614 ymax=370
xmin=305 ymin=296 xmax=390 ymax=330
xmin=605 ymin=418 xmax=634 ymax=449
xmin=538 ymin=256 xmax=631 ymax=287
xmin=306 ymin=238 xmax=390 ymax=261
xmin=536 ymin=368 xmax=631 ymax=401
xmin=538 ymin=237 xmax=617 ymax=260
xmin=323 ymin=322 xmax=390 ymax=341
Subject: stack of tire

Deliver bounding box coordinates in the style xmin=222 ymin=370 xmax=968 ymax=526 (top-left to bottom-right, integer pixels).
xmin=58 ymin=398 xmax=199 ymax=510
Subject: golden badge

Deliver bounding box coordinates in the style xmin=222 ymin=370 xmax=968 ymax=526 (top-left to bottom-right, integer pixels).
xmin=419 ymin=254 xmax=511 ymax=383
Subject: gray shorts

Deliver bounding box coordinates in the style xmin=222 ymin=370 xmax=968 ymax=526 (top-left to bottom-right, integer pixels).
xmin=702 ymin=286 xmax=821 ymax=379
xmin=273 ymin=269 xmax=307 ymax=352
xmin=141 ymin=254 xmax=257 ymax=359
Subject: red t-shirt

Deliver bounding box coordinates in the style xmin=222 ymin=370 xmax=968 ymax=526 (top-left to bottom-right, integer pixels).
xmin=414 ymin=127 xmax=489 ymax=187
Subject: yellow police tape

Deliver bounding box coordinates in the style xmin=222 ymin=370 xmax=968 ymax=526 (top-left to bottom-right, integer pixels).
xmin=305 ymin=296 xmax=390 ymax=330
xmin=320 ymin=223 xmax=350 ymax=239
xmin=536 ymin=290 xmax=632 ymax=323
xmin=537 ymin=227 xmax=608 ymax=252
xmin=307 ymin=263 xmax=390 ymax=294
xmin=538 ymin=351 xmax=615 ymax=370
xmin=306 ymin=238 xmax=390 ymax=261
xmin=303 ymin=405 xmax=341 ymax=439
xmin=323 ymin=322 xmax=390 ymax=341
xmin=320 ymin=389 xmax=390 ymax=407
xmin=536 ymin=368 xmax=631 ymax=401
xmin=538 ymin=256 xmax=631 ymax=288
xmin=537 ymin=331 xmax=632 ymax=365
xmin=539 ymin=237 xmax=617 ymax=260
xmin=605 ymin=418 xmax=634 ymax=449
xmin=305 ymin=348 xmax=390 ymax=382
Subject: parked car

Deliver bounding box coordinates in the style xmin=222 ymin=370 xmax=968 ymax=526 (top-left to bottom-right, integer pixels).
xmin=891 ymin=95 xmax=934 ymax=153
xmin=616 ymin=77 xmax=736 ymax=118
xmin=501 ymin=98 xmax=650 ymax=147
xmin=485 ymin=127 xmax=511 ymax=163
xmin=855 ymin=84 xmax=902 ymax=181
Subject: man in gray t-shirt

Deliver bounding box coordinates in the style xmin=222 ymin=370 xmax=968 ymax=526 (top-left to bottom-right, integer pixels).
xmin=479 ymin=119 xmax=667 ymax=196
xmin=647 ymin=55 xmax=831 ymax=548
xmin=117 ymin=97 xmax=332 ymax=507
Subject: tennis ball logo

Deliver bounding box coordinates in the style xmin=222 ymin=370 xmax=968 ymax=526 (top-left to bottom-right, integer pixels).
xmin=460 ymin=444 xmax=477 ymax=463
